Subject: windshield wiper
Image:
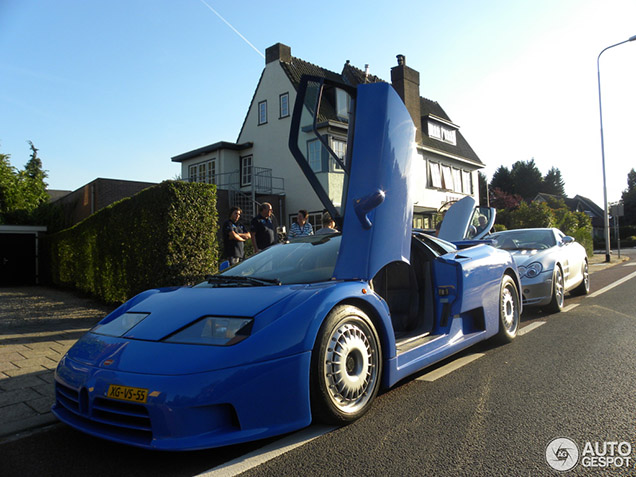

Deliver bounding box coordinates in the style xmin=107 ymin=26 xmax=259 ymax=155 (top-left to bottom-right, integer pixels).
xmin=206 ymin=275 xmax=281 ymax=286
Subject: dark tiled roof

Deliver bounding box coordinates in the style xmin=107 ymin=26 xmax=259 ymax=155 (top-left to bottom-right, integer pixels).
xmin=341 ymin=62 xmax=385 ymax=86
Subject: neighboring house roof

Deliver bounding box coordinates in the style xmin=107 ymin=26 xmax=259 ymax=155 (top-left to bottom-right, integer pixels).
xmin=533 ymin=193 xmax=604 ymax=219
xmin=171 ymin=141 xmax=253 ymax=163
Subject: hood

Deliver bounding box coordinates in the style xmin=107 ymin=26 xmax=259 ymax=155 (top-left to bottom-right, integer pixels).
xmin=289 ymin=77 xmax=416 ymax=281
xmin=95 ymin=286 xmax=298 ymax=341
xmin=508 ymin=249 xmax=551 ymax=269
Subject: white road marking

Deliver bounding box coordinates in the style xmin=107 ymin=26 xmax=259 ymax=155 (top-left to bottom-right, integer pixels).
xmin=588 ymin=270 xmax=636 ymax=298
xmin=623 ymin=262 xmax=636 ymax=267
xmin=417 ymin=353 xmax=485 ymax=382
xmin=562 ymin=304 xmax=579 ymax=313
xmin=197 ymin=425 xmax=337 ymax=477
xmin=518 ymin=321 xmax=546 ymax=335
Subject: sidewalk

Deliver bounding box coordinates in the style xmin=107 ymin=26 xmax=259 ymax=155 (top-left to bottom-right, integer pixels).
xmin=0 ymin=287 xmax=113 ymax=440
xmin=0 ymin=251 xmax=630 ymax=441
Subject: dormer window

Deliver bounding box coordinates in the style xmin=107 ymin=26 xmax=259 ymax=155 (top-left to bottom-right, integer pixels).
xmin=427 ymin=119 xmax=457 ymax=146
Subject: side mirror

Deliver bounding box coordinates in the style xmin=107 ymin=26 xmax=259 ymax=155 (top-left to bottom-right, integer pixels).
xmin=562 ymin=236 xmax=575 ymax=245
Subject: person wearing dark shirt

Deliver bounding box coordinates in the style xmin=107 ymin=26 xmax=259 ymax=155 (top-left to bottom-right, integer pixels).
xmin=222 ymin=207 xmax=250 ymax=265
xmin=250 ymin=202 xmax=276 ymax=253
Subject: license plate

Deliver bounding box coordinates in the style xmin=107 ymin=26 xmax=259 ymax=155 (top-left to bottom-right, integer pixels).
xmin=107 ymin=384 xmax=148 ymax=403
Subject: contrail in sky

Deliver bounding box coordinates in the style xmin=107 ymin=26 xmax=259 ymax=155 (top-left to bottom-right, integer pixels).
xmin=198 ymin=0 xmax=265 ymax=59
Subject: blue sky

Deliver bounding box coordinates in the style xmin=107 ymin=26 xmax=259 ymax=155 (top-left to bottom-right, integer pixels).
xmin=1 ymin=0 xmax=635 ymax=207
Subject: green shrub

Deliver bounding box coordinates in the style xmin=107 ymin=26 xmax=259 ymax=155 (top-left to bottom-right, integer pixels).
xmin=45 ymin=181 xmax=218 ymax=303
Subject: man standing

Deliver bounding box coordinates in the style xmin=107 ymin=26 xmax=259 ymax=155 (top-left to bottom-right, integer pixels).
xmin=288 ymin=209 xmax=313 ymax=238
xmin=222 ymin=207 xmax=251 ymax=265
xmin=250 ymin=202 xmax=277 ymax=253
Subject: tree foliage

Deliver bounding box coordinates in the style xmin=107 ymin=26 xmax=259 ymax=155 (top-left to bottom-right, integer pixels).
xmin=0 ymin=142 xmax=49 ymax=224
xmin=478 ymin=171 xmax=489 ymax=206
xmin=622 ymin=168 xmax=636 ymax=226
xmin=543 ymin=167 xmax=566 ymax=196
xmin=511 ymin=159 xmax=544 ymax=201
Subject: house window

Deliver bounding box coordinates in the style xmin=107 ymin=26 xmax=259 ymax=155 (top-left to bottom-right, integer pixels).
xmin=462 ymin=170 xmax=472 ymax=194
xmin=258 ymin=100 xmax=267 ymax=125
xmin=241 ymin=155 xmax=252 ymax=186
xmin=331 ymin=138 xmax=347 ymax=170
xmin=429 ymin=162 xmax=442 ymax=189
xmin=279 ymin=93 xmax=289 ymax=118
xmin=307 ymin=139 xmax=323 ymax=172
xmin=452 ymin=168 xmax=462 ymax=193
xmin=441 ymin=165 xmax=453 ymax=190
xmin=428 ymin=120 xmax=457 ymax=146
xmin=188 ymin=159 xmax=216 ymax=184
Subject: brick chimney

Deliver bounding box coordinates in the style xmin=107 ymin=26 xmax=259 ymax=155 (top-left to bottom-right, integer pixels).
xmin=391 ymin=54 xmax=422 ymax=143
xmin=265 ymin=43 xmax=292 ymax=64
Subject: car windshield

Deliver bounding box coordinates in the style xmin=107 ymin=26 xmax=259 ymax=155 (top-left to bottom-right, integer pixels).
xmin=199 ymin=234 xmax=341 ymax=287
xmin=489 ymin=230 xmax=556 ymax=250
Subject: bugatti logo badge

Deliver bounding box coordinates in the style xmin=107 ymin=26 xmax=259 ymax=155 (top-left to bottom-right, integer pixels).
xmin=103 ymin=359 xmax=114 ymax=366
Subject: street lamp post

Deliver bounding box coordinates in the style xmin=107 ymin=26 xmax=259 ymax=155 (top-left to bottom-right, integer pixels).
xmin=597 ymin=34 xmax=636 ymax=262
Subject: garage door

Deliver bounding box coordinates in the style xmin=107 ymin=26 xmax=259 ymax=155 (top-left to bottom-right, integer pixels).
xmin=0 ymin=233 xmax=36 ymax=286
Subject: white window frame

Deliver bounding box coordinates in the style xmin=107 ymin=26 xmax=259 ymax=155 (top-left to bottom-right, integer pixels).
xmin=307 ymin=139 xmax=322 ymax=172
xmin=462 ymin=170 xmax=472 ymax=194
xmin=241 ymin=155 xmax=252 ymax=186
xmin=452 ymin=168 xmax=462 ymax=193
xmin=429 ymin=162 xmax=442 ymax=189
xmin=331 ymin=137 xmax=347 ymax=171
xmin=258 ymin=100 xmax=267 ymax=125
xmin=335 ymin=88 xmax=350 ymax=121
xmin=441 ymin=165 xmax=453 ymax=191
xmin=188 ymin=158 xmax=216 ymax=184
xmin=279 ymin=92 xmax=289 ymax=118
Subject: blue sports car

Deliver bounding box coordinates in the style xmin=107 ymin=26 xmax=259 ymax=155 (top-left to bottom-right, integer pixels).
xmin=52 ymin=76 xmax=521 ymax=450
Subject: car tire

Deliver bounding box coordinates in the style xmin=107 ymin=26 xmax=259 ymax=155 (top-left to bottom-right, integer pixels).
xmin=571 ymin=259 xmax=590 ymax=296
xmin=546 ymin=265 xmax=565 ymax=313
xmin=494 ymin=274 xmax=520 ymax=343
xmin=310 ymin=304 xmax=382 ymax=424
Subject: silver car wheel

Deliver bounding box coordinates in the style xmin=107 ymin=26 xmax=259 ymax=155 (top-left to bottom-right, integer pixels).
xmin=324 ymin=321 xmax=379 ymax=414
xmin=554 ymin=267 xmax=564 ymax=308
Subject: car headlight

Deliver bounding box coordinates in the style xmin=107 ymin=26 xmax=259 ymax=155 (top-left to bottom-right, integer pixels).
xmin=164 ymin=316 xmax=253 ymax=346
xmin=92 ymin=312 xmax=149 ymax=337
xmin=524 ymin=262 xmax=543 ymax=278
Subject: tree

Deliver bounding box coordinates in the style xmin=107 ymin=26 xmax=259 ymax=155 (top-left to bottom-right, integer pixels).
xmin=490 ymin=165 xmax=513 ymax=195
xmin=0 ymin=141 xmax=49 ymax=224
xmin=542 ymin=167 xmax=566 ymax=196
xmin=622 ymin=168 xmax=636 ymax=226
xmin=478 ymin=171 xmax=488 ymax=206
xmin=510 ymin=159 xmax=544 ymax=202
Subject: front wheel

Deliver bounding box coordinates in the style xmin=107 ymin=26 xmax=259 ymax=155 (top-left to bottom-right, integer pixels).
xmin=310 ymin=305 xmax=382 ymax=424
xmin=494 ymin=274 xmax=520 ymax=343
xmin=546 ymin=265 xmax=565 ymax=313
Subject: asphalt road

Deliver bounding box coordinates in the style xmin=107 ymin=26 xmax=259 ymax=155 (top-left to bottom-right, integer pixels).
xmin=2 ymin=252 xmax=636 ymax=477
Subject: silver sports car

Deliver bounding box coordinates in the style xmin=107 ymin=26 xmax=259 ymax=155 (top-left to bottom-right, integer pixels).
xmin=487 ymin=228 xmax=589 ymax=312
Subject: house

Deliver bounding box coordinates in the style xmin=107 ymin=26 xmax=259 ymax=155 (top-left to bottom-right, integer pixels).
xmin=533 ymin=192 xmax=605 ymax=238
xmin=50 ymin=178 xmax=157 ymax=229
xmin=172 ymin=43 xmax=485 ymax=231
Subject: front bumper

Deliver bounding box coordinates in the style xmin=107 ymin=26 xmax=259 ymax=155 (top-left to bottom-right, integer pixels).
xmin=519 ymin=270 xmax=553 ymax=307
xmin=52 ymin=351 xmax=312 ymax=451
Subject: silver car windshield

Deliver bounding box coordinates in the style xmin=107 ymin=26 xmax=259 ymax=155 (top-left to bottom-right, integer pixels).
xmin=490 ymin=230 xmax=556 ymax=250
xmin=215 ymin=234 xmax=341 ymax=286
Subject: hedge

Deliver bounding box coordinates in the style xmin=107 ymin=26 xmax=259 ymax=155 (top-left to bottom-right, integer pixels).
xmin=45 ymin=181 xmax=218 ymax=303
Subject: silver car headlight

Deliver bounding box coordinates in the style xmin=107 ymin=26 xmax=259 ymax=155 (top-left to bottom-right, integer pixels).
xmin=524 ymin=262 xmax=543 ymax=278
xmin=164 ymin=316 xmax=253 ymax=346
xmin=92 ymin=312 xmax=149 ymax=337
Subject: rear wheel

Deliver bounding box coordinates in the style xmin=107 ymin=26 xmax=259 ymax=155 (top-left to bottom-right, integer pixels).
xmin=494 ymin=274 xmax=520 ymax=343
xmin=546 ymin=265 xmax=565 ymax=313
xmin=571 ymin=259 xmax=590 ymax=296
xmin=310 ymin=305 xmax=382 ymax=424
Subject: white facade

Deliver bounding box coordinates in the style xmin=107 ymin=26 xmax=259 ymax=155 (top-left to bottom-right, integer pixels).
xmin=174 ymin=44 xmax=485 ymax=231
